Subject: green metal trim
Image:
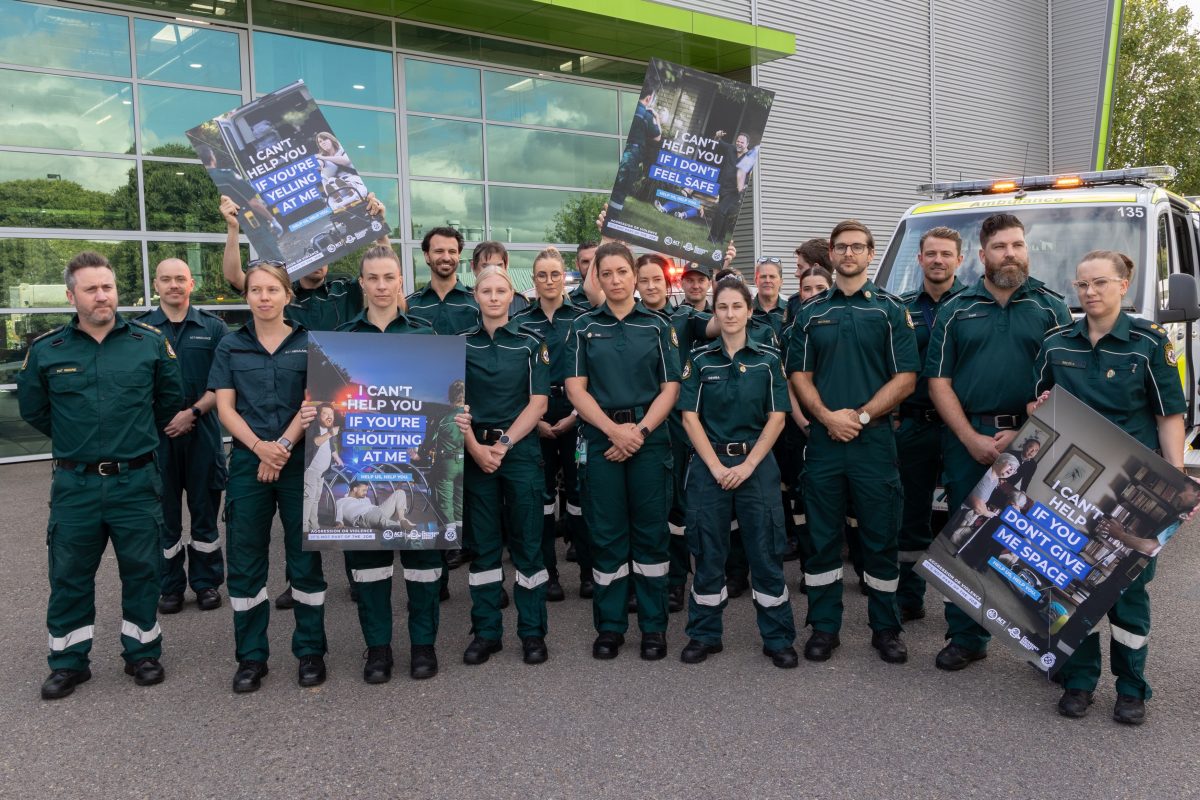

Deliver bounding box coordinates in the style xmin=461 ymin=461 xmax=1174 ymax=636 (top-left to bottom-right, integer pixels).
xmin=1095 ymin=0 xmax=1124 ymax=170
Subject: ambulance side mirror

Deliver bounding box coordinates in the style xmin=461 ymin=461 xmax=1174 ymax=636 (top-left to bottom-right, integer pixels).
xmin=1157 ymin=273 xmax=1200 ymax=323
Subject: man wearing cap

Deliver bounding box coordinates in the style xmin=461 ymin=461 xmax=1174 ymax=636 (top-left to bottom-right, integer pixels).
xmin=678 ymin=265 xmax=712 ymax=314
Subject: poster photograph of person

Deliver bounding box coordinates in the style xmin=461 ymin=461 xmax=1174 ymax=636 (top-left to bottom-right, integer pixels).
xmin=601 ymin=58 xmax=774 ymax=266
xmin=186 ymin=79 xmax=386 ymax=281
xmin=302 ymin=331 xmax=466 ymax=551
xmin=915 ymin=388 xmax=1199 ymax=678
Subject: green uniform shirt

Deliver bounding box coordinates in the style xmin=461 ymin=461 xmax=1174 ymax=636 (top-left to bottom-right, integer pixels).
xmin=287 ymin=277 xmax=363 ymax=332
xmin=670 ymin=303 xmax=778 ymax=357
xmin=465 ymin=319 xmax=551 ymax=426
xmin=567 ymin=285 xmax=592 ymax=311
xmin=566 ymin=301 xmax=681 ymax=410
xmin=752 ymin=298 xmax=786 ymax=339
xmin=405 ymin=281 xmax=480 ymax=335
xmin=925 ymin=276 xmax=1072 ymax=414
xmin=1034 ymin=313 xmax=1186 ymax=450
xmin=207 ymin=321 xmax=308 ymax=441
xmin=17 ymin=313 xmax=184 ymax=461
xmin=899 ymin=277 xmax=965 ymax=410
xmin=336 ymin=308 xmax=435 ymax=335
xmin=678 ymin=338 xmax=790 ymax=443
xmin=786 ymin=280 xmax=920 ymax=411
xmin=137 ymin=305 xmax=230 ymax=407
xmin=511 ymin=297 xmax=583 ymax=385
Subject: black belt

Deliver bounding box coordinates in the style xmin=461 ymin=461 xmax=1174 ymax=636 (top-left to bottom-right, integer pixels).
xmin=972 ymin=412 xmax=1026 ymax=430
xmin=898 ymin=406 xmax=941 ymax=424
xmin=603 ymin=407 xmax=642 ymax=425
xmin=473 ymin=427 xmax=506 ymax=444
xmin=712 ymin=441 xmax=752 ymax=457
xmin=549 ymin=384 xmax=566 ymax=398
xmin=54 ymin=451 xmax=155 ymax=476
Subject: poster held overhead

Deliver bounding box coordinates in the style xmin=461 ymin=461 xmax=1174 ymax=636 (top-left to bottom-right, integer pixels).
xmin=186 ymin=80 xmax=387 ymax=281
xmin=602 ymin=58 xmax=774 ymax=267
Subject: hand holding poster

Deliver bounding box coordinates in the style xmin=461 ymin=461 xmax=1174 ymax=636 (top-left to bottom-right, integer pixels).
xmin=186 ymin=80 xmax=387 ymax=281
xmin=303 ymin=332 xmax=466 ymax=550
xmin=916 ymin=388 xmax=1199 ymax=677
xmin=602 ymin=58 xmax=774 ymax=266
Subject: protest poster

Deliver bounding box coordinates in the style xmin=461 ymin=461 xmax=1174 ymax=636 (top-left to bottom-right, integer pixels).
xmin=302 ymin=331 xmax=466 ymax=551
xmin=915 ymin=387 xmax=1199 ymax=677
xmin=186 ymin=80 xmax=386 ymax=281
xmin=601 ymin=58 xmax=774 ymax=267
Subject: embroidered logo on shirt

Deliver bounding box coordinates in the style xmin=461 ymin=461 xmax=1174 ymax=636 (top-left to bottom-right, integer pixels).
xmin=1165 ymin=341 xmax=1178 ymax=367
xmin=681 ymin=360 xmax=692 ymax=379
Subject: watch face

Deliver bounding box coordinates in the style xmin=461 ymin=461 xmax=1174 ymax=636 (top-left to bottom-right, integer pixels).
xmin=858 ymin=412 xmax=870 ymax=424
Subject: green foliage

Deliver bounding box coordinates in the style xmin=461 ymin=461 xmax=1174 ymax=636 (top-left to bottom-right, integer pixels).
xmin=545 ymin=193 xmax=608 ymax=245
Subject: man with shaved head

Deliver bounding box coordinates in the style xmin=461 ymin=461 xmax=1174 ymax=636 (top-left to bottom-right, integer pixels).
xmin=138 ymin=257 xmax=231 ymax=614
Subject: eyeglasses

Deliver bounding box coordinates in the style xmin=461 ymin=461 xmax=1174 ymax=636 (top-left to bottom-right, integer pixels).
xmin=534 ymin=271 xmax=564 ymax=282
xmin=755 ymin=256 xmax=781 ymax=265
xmin=831 ymin=243 xmax=870 ymax=254
xmin=248 ymin=259 xmax=286 ymax=268
xmin=1071 ymin=276 xmax=1125 ymax=292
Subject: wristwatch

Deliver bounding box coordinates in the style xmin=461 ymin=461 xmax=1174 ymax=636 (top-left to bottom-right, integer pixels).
xmin=639 ymin=426 xmax=651 ymax=438
xmin=498 ymin=434 xmax=513 ymax=449
xmin=190 ymin=406 xmax=203 ymax=418
xmin=277 ymin=436 xmax=294 ymax=452
xmin=857 ymin=409 xmax=871 ymax=425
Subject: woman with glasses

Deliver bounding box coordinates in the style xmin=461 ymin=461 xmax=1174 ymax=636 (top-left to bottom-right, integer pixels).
xmin=1031 ymin=250 xmax=1187 ymax=726
xmin=208 ymin=261 xmax=321 ymax=693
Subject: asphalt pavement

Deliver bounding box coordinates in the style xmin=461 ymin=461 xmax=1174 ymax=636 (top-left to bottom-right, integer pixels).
xmin=1 ymin=459 xmax=1198 ymax=799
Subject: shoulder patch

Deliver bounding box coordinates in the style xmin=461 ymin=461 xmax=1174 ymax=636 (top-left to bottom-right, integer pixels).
xmin=1165 ymin=341 xmax=1178 ymax=367
xmin=539 ymin=342 xmax=550 ymax=365
xmin=669 ymin=326 xmax=679 ymax=348
xmin=681 ymin=359 xmax=692 ymax=379
xmin=905 ymin=310 xmax=915 ymax=329
xmin=165 ymin=339 xmax=177 ymax=359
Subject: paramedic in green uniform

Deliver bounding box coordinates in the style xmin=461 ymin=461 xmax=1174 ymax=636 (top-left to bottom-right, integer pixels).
xmin=422 ymin=381 xmax=466 ymax=544
xmin=405 ymin=226 xmax=480 ymax=336
xmin=787 ymin=220 xmax=919 ymax=664
xmin=19 ymin=251 xmax=183 ymax=700
xmin=458 ymin=266 xmax=552 ymax=666
xmin=1032 ymin=250 xmax=1187 ymax=726
xmin=335 ymin=246 xmax=443 ymax=683
xmin=926 ymin=213 xmax=1071 ymax=672
xmin=208 ymin=262 xmax=323 ymax=693
xmin=567 ymin=241 xmax=598 ymax=311
xmin=678 ymin=277 xmax=798 ymax=668
xmin=894 ymin=227 xmax=966 ymax=621
xmin=566 ymin=242 xmax=681 ymax=661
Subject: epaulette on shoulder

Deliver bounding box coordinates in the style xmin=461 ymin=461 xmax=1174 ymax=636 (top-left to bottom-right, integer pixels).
xmin=197 ymin=307 xmax=224 ymax=320
xmin=1035 ymin=284 xmax=1066 ymax=300
xmin=1041 ymin=322 xmax=1073 ymax=340
xmin=1131 ymin=317 xmax=1169 ymax=339
xmin=800 ymin=289 xmax=829 ymax=308
xmin=876 ymin=287 xmax=903 ymax=303
xmin=131 ymin=319 xmax=164 ymax=336
xmin=31 ymin=326 xmax=65 ymax=346
xmin=691 ymin=339 xmax=722 ymax=358
xmin=517 ymin=322 xmax=546 ymax=341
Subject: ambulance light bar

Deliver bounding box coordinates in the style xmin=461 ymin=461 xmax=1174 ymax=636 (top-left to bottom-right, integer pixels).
xmin=916 ymin=166 xmax=1177 ymax=197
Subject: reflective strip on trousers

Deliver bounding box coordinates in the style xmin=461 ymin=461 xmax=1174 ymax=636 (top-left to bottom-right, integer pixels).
xmin=231 ymin=587 xmax=269 ymax=612
xmin=1111 ymin=624 xmax=1149 ymax=650
xmin=752 ymin=587 xmax=791 ymax=607
xmin=120 ymin=619 xmax=162 ymax=644
xmin=163 ymin=541 xmax=183 ymax=559
xmin=469 ymin=567 xmax=503 ymax=586
xmin=804 ymin=567 xmax=843 ymax=587
xmin=189 ymin=539 xmax=221 ymax=554
xmin=792 ymin=514 xmax=806 ymax=525
xmin=668 ymin=523 xmax=685 ymax=537
xmin=566 ymin=503 xmax=582 ymax=517
xmin=845 ymin=517 xmax=858 ymax=528
xmin=516 ymin=569 xmax=549 ymax=589
xmin=730 ymin=520 xmax=740 ymax=531
xmin=897 ymin=550 xmax=925 ymax=564
xmin=632 ymin=561 xmax=670 ymax=578
xmin=543 ymin=503 xmax=556 ymax=516
xmin=592 ymin=563 xmax=630 ymax=586
xmin=352 ymin=566 xmax=394 ymax=583
xmin=49 ymin=625 xmax=95 ymax=651
xmin=691 ymin=587 xmax=728 ymax=607
xmin=404 ymin=568 xmax=443 ymax=583
xmin=863 ymin=573 xmax=899 ymax=593
xmin=291 ymin=588 xmax=326 ymax=606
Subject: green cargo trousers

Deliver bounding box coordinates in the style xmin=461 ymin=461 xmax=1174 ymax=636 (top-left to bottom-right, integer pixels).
xmin=157 ymin=415 xmax=226 ymax=595
xmin=345 ymin=547 xmax=442 ymax=647
xmin=666 ymin=411 xmax=691 ymax=589
xmin=894 ymin=416 xmax=943 ymax=611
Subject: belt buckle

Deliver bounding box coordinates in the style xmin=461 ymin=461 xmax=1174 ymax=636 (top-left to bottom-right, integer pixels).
xmin=724 ymin=443 xmax=745 ymax=457
xmin=612 ymin=410 xmax=634 ymax=425
xmin=97 ymin=461 xmax=120 ymax=476
xmin=995 ymin=414 xmax=1018 ymax=429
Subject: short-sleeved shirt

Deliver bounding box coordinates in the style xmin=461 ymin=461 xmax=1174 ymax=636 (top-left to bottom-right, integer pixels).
xmin=336 ymin=308 xmax=434 ymax=335
xmin=511 ymin=297 xmax=583 ymax=385
xmin=405 ymin=281 xmax=480 ymax=335
xmin=899 ymin=277 xmax=965 ymax=411
xmin=208 ymin=320 xmax=309 ymax=441
xmin=17 ymin=314 xmax=183 ymax=461
xmin=1034 ymin=313 xmax=1186 ymax=450
xmin=752 ymin=298 xmax=786 ymax=339
xmin=465 ymin=319 xmax=551 ymax=427
xmin=287 ymin=277 xmax=363 ymax=332
xmin=565 ymin=301 xmax=681 ymax=410
xmin=925 ymin=276 xmax=1072 ymax=415
xmin=786 ymin=279 xmax=920 ymax=412
xmin=137 ymin=305 xmax=230 ymax=406
xmin=678 ymin=338 xmax=789 ymax=444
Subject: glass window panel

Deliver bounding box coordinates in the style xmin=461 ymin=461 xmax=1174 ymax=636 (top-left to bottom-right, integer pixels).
xmin=0 ymin=152 xmax=139 ymax=230
xmin=488 ymin=186 xmax=597 ymax=243
xmin=407 ymin=117 xmax=482 ymax=180
xmin=404 ymin=60 xmax=480 ymax=118
xmin=134 ymin=19 xmax=241 ymax=90
xmin=142 ymin=162 xmax=224 ymax=232
xmin=360 ymin=176 xmax=400 ymax=233
xmin=483 ymin=71 xmax=616 ymax=133
xmin=0 ymin=237 xmax=143 ymax=310
xmin=252 ymin=0 xmax=390 ymax=47
xmin=619 ymin=90 xmax=640 ymax=132
xmin=486 ymin=126 xmax=617 ymax=190
xmin=113 ymin=0 xmax=246 ymax=24
xmin=147 ymin=240 xmax=248 ymax=305
xmin=253 ymin=32 xmax=394 ymax=108
xmin=140 ymin=85 xmax=241 ymax=157
xmin=0 ymin=385 xmax=50 ymax=458
xmin=317 ymin=105 xmax=397 ymax=174
xmin=409 ymin=180 xmax=484 ymax=243
xmin=0 ymin=69 xmax=134 ymax=154
xmin=0 ymin=312 xmax=73 ymax=387
xmin=0 ymin=0 xmax=131 ymax=77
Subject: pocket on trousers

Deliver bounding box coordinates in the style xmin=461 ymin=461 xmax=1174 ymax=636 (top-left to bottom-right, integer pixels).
xmin=684 ymin=505 xmax=701 ymax=558
xmin=769 ymin=503 xmax=788 ymax=557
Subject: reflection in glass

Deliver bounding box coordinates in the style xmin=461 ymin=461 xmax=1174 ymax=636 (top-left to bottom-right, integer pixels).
xmin=619 ymin=90 xmax=639 ymax=132
xmin=358 ymin=176 xmax=400 ymax=233
xmin=318 ymin=105 xmax=398 ymax=174
xmin=0 ymin=313 xmax=73 ymax=384
xmin=405 ymin=59 xmax=480 ymax=118
xmin=0 ymin=387 xmax=51 ymax=458
xmin=489 ymin=186 xmax=597 ymax=243
xmin=407 ymin=117 xmax=482 ymax=180
xmin=0 ymin=152 xmax=138 ymax=230
xmin=253 ymin=32 xmax=394 ymax=108
xmin=252 ymin=0 xmax=391 ymax=47
xmin=147 ymin=241 xmax=248 ymax=305
xmin=0 ymin=69 xmax=135 ymax=154
xmin=0 ymin=238 xmax=143 ymax=309
xmin=484 ymin=72 xmax=616 ymax=133
xmin=409 ymin=181 xmax=484 ymax=243
xmin=0 ymin=0 xmax=131 ymax=77
xmin=142 ymin=162 xmax=224 ymax=232
xmin=134 ymin=19 xmax=241 ymax=90
xmin=486 ymin=126 xmax=617 ymax=189
xmin=113 ymin=0 xmax=246 ymax=24
xmin=140 ymin=85 xmax=242 ymax=157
